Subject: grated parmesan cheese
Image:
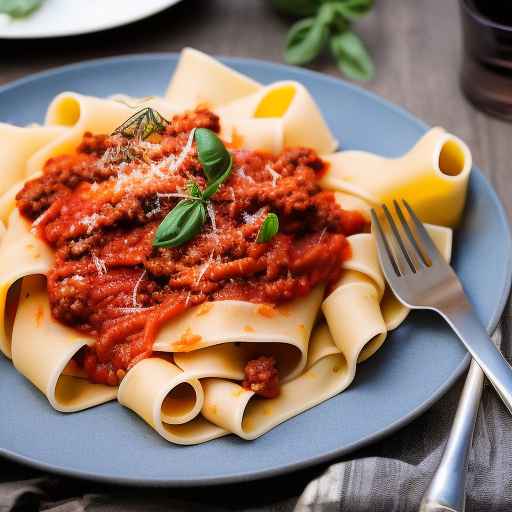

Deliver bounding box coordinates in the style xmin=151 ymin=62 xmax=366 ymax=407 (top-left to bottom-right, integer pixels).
xmin=265 ymin=164 xmax=281 ymax=187
xmin=171 ymin=128 xmax=196 ymax=173
xmin=146 ymin=196 xmax=161 ymax=218
xmin=242 ymin=206 xmax=266 ymax=225
xmin=92 ymin=254 xmax=107 ymax=276
xmin=132 ymin=270 xmax=146 ymax=308
xmin=206 ymin=202 xmax=217 ymax=232
xmin=114 ymin=307 xmax=151 ymax=314
xmin=80 ymin=213 xmax=100 ymax=234
xmin=195 ymin=249 xmax=214 ymax=286
xmin=236 ymin=167 xmax=255 ymax=183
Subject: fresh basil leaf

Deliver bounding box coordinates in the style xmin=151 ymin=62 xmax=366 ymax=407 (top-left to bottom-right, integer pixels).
xmin=202 ymin=155 xmax=233 ymax=200
xmin=284 ymin=16 xmax=329 ymax=65
xmin=330 ymin=30 xmax=374 ymax=81
xmin=0 ymin=0 xmax=43 ymax=17
xmin=256 ymin=213 xmax=280 ymax=243
xmin=271 ymin=0 xmax=322 ymax=17
xmin=194 ymin=128 xmax=231 ymax=183
xmin=331 ymin=0 xmax=373 ymax=21
xmin=153 ymin=200 xmax=206 ymax=248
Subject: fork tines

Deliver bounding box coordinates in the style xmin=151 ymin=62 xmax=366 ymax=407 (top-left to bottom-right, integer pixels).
xmin=370 ymin=200 xmax=442 ymax=277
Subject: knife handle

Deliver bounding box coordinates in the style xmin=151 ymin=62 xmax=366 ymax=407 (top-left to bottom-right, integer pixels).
xmin=419 ymin=358 xmax=484 ymax=512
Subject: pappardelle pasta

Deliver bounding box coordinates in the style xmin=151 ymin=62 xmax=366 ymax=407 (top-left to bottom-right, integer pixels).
xmin=0 ymin=48 xmax=470 ymax=444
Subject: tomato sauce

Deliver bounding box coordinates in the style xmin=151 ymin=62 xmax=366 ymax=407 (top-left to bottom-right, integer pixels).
xmin=16 ymin=108 xmax=366 ymax=388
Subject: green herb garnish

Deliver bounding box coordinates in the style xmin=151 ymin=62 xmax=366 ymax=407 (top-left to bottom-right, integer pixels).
xmin=153 ymin=129 xmax=232 ymax=248
xmin=256 ymin=213 xmax=280 ymax=243
xmin=195 ymin=128 xmax=233 ymax=200
xmin=274 ymin=0 xmax=375 ymax=81
xmin=0 ymin=0 xmax=43 ymax=17
xmin=112 ymin=107 xmax=169 ymax=141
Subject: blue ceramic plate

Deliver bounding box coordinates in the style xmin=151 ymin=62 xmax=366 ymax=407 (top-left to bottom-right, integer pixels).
xmin=0 ymin=55 xmax=510 ymax=486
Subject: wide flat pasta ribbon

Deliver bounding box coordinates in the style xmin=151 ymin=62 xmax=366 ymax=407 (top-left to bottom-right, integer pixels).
xmin=165 ymin=47 xmax=262 ymax=110
xmin=11 ymin=276 xmax=117 ymax=411
xmin=216 ymin=80 xmax=338 ymax=155
xmin=152 ymin=286 xmax=324 ymax=382
xmin=320 ymin=127 xmax=472 ymax=227
xmin=0 ymin=123 xmax=66 ymax=196
xmin=0 ymin=210 xmax=54 ymax=358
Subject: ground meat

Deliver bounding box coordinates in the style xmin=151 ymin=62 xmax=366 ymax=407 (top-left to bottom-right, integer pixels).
xmin=243 ymin=356 xmax=280 ymax=398
xmin=15 ymin=107 xmax=366 ymax=386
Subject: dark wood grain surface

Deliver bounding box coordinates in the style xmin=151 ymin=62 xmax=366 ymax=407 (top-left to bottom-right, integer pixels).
xmin=0 ymin=1 xmax=511 ymax=509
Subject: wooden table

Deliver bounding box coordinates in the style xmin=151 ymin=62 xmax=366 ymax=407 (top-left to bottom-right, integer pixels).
xmin=1 ymin=0 xmax=511 ymax=509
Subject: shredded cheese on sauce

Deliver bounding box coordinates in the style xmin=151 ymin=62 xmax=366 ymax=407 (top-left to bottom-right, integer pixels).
xmin=236 ymin=167 xmax=255 ymax=183
xmin=206 ymin=202 xmax=217 ymax=233
xmin=80 ymin=213 xmax=100 ymax=234
xmin=195 ymin=249 xmax=215 ymax=286
xmin=265 ymin=164 xmax=281 ymax=187
xmin=132 ymin=270 xmax=146 ymax=308
xmin=92 ymin=254 xmax=107 ymax=276
xmin=171 ymin=128 xmax=196 ymax=173
xmin=242 ymin=206 xmax=267 ymax=225
xmin=145 ymin=196 xmax=161 ymax=218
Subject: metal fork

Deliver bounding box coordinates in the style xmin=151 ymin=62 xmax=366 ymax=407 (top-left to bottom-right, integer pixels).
xmin=371 ymin=200 xmax=512 ymax=416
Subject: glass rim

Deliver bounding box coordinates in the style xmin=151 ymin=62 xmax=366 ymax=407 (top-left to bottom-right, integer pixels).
xmin=461 ymin=0 xmax=512 ymax=32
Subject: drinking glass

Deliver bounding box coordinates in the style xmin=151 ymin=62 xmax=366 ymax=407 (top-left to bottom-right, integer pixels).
xmin=460 ymin=0 xmax=512 ymax=120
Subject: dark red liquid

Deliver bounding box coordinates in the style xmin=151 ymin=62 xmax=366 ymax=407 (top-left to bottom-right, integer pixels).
xmin=460 ymin=0 xmax=512 ymax=120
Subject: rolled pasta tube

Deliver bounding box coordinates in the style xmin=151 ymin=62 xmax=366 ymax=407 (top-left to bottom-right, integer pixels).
xmin=216 ymin=81 xmax=337 ymax=154
xmin=0 ymin=210 xmax=54 ymax=358
xmin=153 ymin=286 xmax=324 ymax=382
xmin=230 ymin=118 xmax=284 ymax=155
xmin=11 ymin=276 xmax=117 ymax=412
xmin=323 ymin=270 xmax=388 ymax=363
xmin=165 ymin=48 xmax=262 ymax=109
xmin=27 ymin=93 xmax=179 ymax=175
xmin=118 ymin=357 xmax=226 ymax=445
xmin=320 ymin=127 xmax=472 ymax=227
xmin=200 ymin=324 xmax=353 ymax=440
xmin=0 ymin=123 xmax=66 ymax=193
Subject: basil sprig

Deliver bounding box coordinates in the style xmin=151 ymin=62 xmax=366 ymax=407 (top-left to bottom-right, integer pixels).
xmin=275 ymin=0 xmax=375 ymax=81
xmin=256 ymin=213 xmax=280 ymax=243
xmin=153 ymin=129 xmax=232 ymax=248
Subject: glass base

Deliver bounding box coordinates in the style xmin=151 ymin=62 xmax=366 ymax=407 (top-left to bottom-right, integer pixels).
xmin=461 ymin=56 xmax=512 ymax=121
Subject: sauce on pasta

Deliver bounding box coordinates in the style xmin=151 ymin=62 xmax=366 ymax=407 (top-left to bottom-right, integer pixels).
xmin=16 ymin=108 xmax=365 ymax=389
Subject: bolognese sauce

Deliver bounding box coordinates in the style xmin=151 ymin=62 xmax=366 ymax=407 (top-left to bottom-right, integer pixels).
xmin=16 ymin=108 xmax=366 ymax=392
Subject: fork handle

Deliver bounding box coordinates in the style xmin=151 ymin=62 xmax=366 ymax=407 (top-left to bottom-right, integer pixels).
xmin=439 ymin=302 xmax=512 ymax=414
xmin=419 ymin=359 xmax=484 ymax=512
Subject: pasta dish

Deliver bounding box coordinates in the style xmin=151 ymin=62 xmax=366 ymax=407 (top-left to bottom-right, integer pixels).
xmin=0 ymin=48 xmax=472 ymax=444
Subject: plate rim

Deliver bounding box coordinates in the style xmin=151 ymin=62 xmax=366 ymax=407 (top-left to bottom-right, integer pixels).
xmin=0 ymin=53 xmax=510 ymax=487
xmin=0 ymin=0 xmax=183 ymax=40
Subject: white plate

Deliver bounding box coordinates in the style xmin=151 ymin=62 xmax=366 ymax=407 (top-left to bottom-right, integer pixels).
xmin=0 ymin=0 xmax=183 ymax=39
